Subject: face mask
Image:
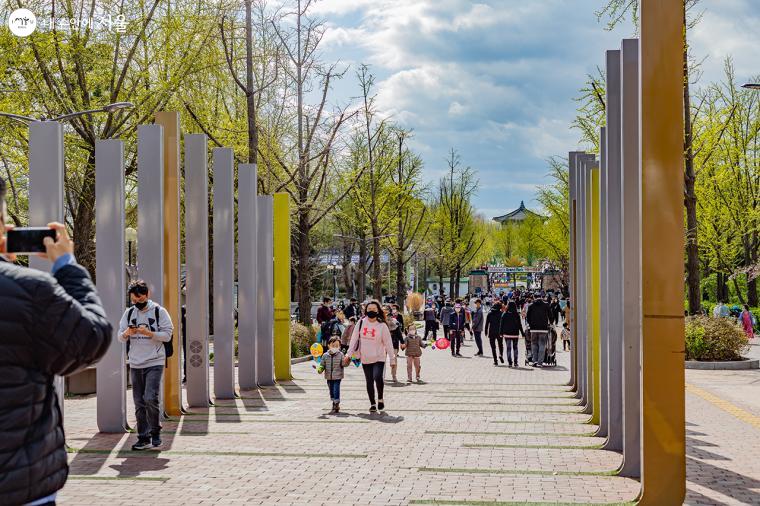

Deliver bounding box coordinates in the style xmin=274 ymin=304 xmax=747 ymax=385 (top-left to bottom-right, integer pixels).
xmin=328 ymin=347 xmax=339 ymax=354
xmin=455 ymin=304 xmax=462 ymax=310
xmin=134 ymin=301 xmax=148 ymax=310
xmin=366 ymin=310 xmax=379 ymax=319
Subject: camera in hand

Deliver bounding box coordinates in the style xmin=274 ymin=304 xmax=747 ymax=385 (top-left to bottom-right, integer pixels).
xmin=6 ymin=227 xmax=56 ymax=254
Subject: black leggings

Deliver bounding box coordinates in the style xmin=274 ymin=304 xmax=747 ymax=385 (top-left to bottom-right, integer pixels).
xmin=489 ymin=336 xmax=503 ymax=363
xmin=362 ymin=362 xmax=385 ymax=405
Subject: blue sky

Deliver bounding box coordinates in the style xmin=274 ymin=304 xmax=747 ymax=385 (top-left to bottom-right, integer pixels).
xmin=312 ymin=0 xmax=760 ymax=218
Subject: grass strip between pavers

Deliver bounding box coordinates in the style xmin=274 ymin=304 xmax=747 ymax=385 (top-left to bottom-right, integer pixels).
xmin=164 ymin=418 xmax=370 ymax=424
xmin=462 ymin=443 xmax=604 ymax=450
xmin=182 ymin=414 xmax=274 ymax=418
xmin=425 ymin=430 xmax=597 ymax=437
xmin=67 ymin=448 xmax=367 ymax=458
xmin=490 ymin=419 xmax=593 ymax=425
xmin=390 ymin=408 xmax=586 ymax=414
xmin=409 ymin=499 xmax=635 ymax=505
xmin=427 ymin=402 xmax=583 ymax=410
xmin=418 ymin=467 xmax=619 ymax=477
xmin=68 ymin=475 xmax=169 ymax=482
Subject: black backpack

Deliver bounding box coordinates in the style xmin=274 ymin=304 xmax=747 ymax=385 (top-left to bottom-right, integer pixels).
xmin=127 ymin=305 xmax=174 ymax=360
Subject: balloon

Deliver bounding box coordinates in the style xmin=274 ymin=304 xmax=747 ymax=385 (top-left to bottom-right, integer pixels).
xmin=435 ymin=337 xmax=450 ymax=350
xmin=310 ymin=342 xmax=324 ymax=358
xmin=351 ymin=354 xmax=361 ymax=367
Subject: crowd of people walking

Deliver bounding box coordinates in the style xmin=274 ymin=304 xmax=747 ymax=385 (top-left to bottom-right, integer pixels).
xmin=313 ymin=287 xmax=571 ymax=415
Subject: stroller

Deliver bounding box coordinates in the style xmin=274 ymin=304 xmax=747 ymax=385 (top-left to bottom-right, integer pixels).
xmin=543 ymin=327 xmax=558 ymax=367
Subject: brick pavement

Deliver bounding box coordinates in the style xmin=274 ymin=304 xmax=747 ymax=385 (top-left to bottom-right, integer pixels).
xmin=57 ymin=335 xmax=760 ymax=505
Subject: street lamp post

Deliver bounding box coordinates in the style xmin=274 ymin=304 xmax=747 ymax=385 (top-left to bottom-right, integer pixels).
xmin=0 ymin=101 xmax=134 ymax=125
xmin=125 ymin=226 xmax=137 ymax=280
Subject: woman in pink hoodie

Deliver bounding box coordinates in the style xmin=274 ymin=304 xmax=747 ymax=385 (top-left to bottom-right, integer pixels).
xmin=344 ymin=300 xmax=396 ymax=412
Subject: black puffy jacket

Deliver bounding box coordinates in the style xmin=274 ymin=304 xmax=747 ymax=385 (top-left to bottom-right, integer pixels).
xmin=484 ymin=308 xmax=502 ymax=339
xmin=526 ymin=299 xmax=551 ymax=331
xmin=500 ymin=311 xmax=524 ymax=338
xmin=0 ymin=258 xmax=112 ymax=505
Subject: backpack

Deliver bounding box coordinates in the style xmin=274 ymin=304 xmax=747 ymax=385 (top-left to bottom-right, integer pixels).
xmin=127 ymin=305 xmax=174 ymax=360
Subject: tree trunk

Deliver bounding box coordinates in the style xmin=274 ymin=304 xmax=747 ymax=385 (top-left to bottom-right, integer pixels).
xmin=371 ymin=231 xmax=382 ymax=299
xmin=73 ymin=152 xmax=97 ymax=278
xmin=748 ymin=277 xmax=758 ymax=308
xmin=683 ymin=4 xmax=700 ymax=315
xmin=296 ymin=206 xmax=312 ymax=324
xmin=395 ymin=250 xmax=405 ymax=307
xmin=358 ymin=232 xmax=367 ymax=300
xmin=244 ymin=0 xmax=257 ymax=165
xmin=716 ymin=272 xmax=728 ymax=302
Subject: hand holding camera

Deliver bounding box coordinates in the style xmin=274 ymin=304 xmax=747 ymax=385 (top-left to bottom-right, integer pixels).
xmin=4 ymin=222 xmax=73 ymax=263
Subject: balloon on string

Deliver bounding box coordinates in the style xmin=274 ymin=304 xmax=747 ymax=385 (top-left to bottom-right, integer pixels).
xmin=435 ymin=338 xmax=450 ymax=350
xmin=310 ymin=342 xmax=323 ymax=358
xmin=351 ymin=354 xmax=361 ymax=367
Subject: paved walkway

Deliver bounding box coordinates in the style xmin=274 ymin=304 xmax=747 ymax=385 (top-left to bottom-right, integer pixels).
xmin=58 ymin=335 xmax=760 ymax=505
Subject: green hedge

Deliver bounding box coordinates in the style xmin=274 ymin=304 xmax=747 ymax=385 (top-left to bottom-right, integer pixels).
xmin=685 ymin=315 xmax=749 ymax=361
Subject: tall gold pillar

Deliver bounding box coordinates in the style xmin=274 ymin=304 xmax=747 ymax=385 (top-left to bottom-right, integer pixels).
xmin=638 ymin=1 xmax=686 ymax=503
xmin=156 ymin=111 xmax=182 ymax=416
xmin=273 ymin=193 xmax=292 ymax=381
xmin=590 ymin=166 xmax=601 ymax=425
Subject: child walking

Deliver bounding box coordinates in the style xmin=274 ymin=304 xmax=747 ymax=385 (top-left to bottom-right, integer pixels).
xmin=561 ymin=321 xmax=570 ymax=351
xmin=318 ymin=336 xmax=345 ymax=414
xmin=401 ymin=324 xmax=423 ymax=383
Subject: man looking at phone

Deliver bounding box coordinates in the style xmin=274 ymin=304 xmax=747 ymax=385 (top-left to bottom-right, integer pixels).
xmin=0 ymin=176 xmax=112 ymax=505
xmin=118 ymin=279 xmax=173 ymax=450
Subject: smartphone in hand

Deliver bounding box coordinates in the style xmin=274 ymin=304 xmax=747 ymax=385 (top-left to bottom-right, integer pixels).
xmin=6 ymin=227 xmax=56 ymax=254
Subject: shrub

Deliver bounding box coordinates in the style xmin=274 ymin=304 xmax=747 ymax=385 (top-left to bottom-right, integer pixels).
xmin=402 ymin=312 xmax=416 ymax=329
xmin=685 ymin=315 xmax=749 ymax=361
xmin=406 ymin=292 xmax=424 ymax=313
xmin=290 ymin=322 xmax=314 ymax=358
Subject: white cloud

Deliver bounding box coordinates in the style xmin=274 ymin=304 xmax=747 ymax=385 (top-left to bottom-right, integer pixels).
xmin=313 ymin=0 xmax=760 ymax=213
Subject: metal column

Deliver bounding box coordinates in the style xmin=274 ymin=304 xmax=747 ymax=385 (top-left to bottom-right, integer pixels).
xmin=273 ymin=193 xmax=292 ymax=381
xmin=598 ymin=127 xmax=609 ymax=438
xmin=28 ymin=121 xmax=65 ymax=419
xmin=137 ymin=125 xmax=164 ymax=307
xmin=589 ymin=159 xmax=601 ymax=426
xmin=185 ymin=134 xmax=210 ymax=408
xmin=213 ymin=148 xmax=236 ymax=399
xmin=95 ymin=140 xmax=128 ymax=433
xmin=605 ymin=48 xmax=624 ymax=452
xmin=257 ymin=195 xmax=275 ymax=386
xmin=579 ymin=154 xmax=594 ymax=411
xmin=568 ymin=151 xmax=581 ymax=392
xmin=155 ymin=112 xmax=182 ymax=416
xmin=638 ymin=1 xmax=686 ymax=502
xmin=238 ymin=164 xmax=258 ymax=389
xmin=619 ymin=37 xmax=642 ymax=479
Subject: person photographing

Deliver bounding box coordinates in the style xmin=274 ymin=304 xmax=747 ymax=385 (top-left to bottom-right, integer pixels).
xmin=0 ymin=177 xmax=112 ymax=506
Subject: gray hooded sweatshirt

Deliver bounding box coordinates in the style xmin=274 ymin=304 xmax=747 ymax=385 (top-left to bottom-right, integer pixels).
xmin=118 ymin=300 xmax=173 ymax=369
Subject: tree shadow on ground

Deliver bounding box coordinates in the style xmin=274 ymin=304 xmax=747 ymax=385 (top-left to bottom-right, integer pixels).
xmin=685 ymin=454 xmax=760 ymax=504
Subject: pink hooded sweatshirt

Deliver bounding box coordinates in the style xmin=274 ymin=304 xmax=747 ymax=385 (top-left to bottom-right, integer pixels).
xmin=347 ymin=317 xmax=396 ymax=366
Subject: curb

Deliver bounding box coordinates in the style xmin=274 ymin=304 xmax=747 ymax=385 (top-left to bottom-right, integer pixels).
xmin=685 ymin=359 xmax=759 ymax=370
xmin=291 ymin=355 xmax=312 ymax=364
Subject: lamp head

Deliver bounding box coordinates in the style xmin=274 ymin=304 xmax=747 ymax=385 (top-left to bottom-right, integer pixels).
xmin=103 ymin=101 xmax=134 ymax=113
